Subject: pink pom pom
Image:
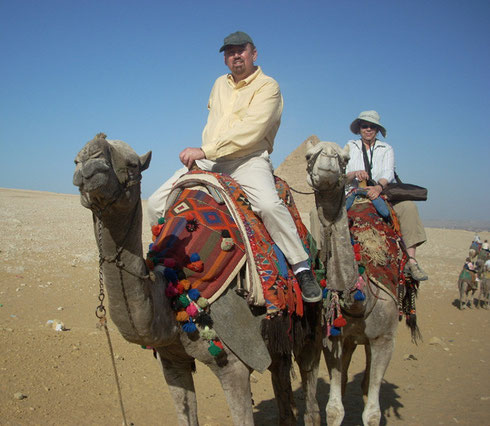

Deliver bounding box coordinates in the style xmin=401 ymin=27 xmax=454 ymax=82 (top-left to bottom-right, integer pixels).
xmin=165 ymin=285 xmax=178 ymax=298
xmin=186 ymin=303 xmax=198 ymax=317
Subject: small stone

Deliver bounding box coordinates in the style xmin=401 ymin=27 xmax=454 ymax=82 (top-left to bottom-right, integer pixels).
xmin=403 ymin=354 xmax=417 ymax=361
xmin=14 ymin=392 xmax=27 ymax=400
xmin=57 ymin=307 xmax=64 ymax=311
xmin=429 ymin=337 xmax=444 ymax=346
xmin=481 ymin=396 xmax=490 ymax=401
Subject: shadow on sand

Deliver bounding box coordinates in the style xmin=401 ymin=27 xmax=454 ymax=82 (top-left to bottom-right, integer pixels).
xmin=253 ymin=371 xmax=403 ymax=425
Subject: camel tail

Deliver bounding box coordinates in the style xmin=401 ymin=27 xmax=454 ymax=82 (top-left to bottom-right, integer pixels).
xmin=406 ymin=313 xmax=422 ymax=344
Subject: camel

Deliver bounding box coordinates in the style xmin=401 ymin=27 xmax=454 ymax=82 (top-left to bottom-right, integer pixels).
xmin=303 ymin=139 xmax=417 ymax=426
xmin=457 ymin=268 xmax=478 ymax=309
xmin=72 ymin=133 xmax=311 ymax=425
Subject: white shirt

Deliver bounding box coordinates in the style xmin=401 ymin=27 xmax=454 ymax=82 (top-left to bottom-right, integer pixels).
xmin=345 ymin=139 xmax=395 ymax=191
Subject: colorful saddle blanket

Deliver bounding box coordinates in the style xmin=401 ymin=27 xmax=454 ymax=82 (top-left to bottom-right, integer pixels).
xmin=347 ymin=195 xmax=406 ymax=296
xmin=147 ymin=171 xmax=315 ymax=316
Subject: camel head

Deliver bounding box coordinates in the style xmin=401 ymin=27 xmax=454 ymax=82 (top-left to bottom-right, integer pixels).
xmin=305 ymin=139 xmax=350 ymax=191
xmin=73 ymin=133 xmax=151 ymax=215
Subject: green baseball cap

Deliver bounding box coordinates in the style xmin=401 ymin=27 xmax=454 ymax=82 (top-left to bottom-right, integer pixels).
xmin=219 ymin=31 xmax=254 ymax=52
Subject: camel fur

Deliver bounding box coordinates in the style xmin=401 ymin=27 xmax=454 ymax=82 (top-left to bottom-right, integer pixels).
xmin=73 ymin=133 xmax=307 ymax=425
xmin=304 ymin=139 xmax=402 ymax=426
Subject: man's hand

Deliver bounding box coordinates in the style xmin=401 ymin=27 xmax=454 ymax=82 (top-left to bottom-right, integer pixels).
xmin=179 ymin=147 xmax=206 ymax=169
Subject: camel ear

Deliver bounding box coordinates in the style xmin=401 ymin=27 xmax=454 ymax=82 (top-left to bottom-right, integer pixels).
xmin=341 ymin=145 xmax=350 ymax=162
xmin=140 ymin=151 xmax=152 ymax=172
xmin=305 ymin=137 xmax=317 ymax=151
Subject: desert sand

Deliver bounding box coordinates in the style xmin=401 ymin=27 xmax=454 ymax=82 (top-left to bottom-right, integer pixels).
xmin=1 ymin=163 xmax=489 ymax=425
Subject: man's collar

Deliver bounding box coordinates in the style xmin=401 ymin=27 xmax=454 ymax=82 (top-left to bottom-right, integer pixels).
xmin=227 ymin=66 xmax=262 ymax=88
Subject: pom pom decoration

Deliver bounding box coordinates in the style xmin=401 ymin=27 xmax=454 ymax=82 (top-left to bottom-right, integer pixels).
xmin=194 ymin=311 xmax=213 ymax=327
xmin=176 ymin=310 xmax=189 ymax=322
xmin=185 ymin=215 xmax=199 ymax=232
xmin=208 ymin=341 xmax=223 ymax=356
xmin=197 ymin=297 xmax=209 ymax=309
xmin=355 ymin=252 xmax=362 ymax=261
xmin=164 ymin=268 xmax=179 ymax=284
xmin=322 ymin=288 xmax=329 ymax=298
xmin=200 ymin=326 xmax=217 ymax=340
xmin=354 ymin=289 xmax=366 ymax=301
xmin=186 ymin=303 xmax=198 ymax=317
xmin=221 ymin=237 xmax=234 ymax=251
xmin=190 ymin=253 xmax=200 ymax=262
xmin=180 ymin=279 xmax=191 ymax=290
xmin=330 ymin=327 xmax=341 ymax=336
xmin=182 ymin=321 xmax=197 ymax=333
xmin=358 ymin=265 xmax=365 ymax=275
xmin=188 ymin=288 xmax=200 ymax=301
xmin=333 ymin=315 xmax=347 ymax=328
xmin=187 ymin=260 xmax=204 ymax=272
xmin=178 ymin=294 xmax=190 ymax=308
xmin=320 ymin=279 xmax=327 ymax=288
xmin=151 ymin=224 xmax=163 ymax=236
xmin=163 ymin=258 xmax=177 ymax=268
xmin=221 ymin=230 xmax=231 ymax=238
xmin=165 ymin=285 xmax=179 ymax=298
xmin=158 ymin=217 xmax=166 ymax=225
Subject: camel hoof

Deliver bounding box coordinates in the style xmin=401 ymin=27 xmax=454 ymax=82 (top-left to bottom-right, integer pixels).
xmin=326 ymin=405 xmax=344 ymax=426
xmin=363 ymin=411 xmax=381 ymax=426
xmin=303 ymin=411 xmax=321 ymax=426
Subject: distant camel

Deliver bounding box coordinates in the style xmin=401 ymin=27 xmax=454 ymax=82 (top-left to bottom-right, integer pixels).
xmin=457 ymin=267 xmax=478 ymax=309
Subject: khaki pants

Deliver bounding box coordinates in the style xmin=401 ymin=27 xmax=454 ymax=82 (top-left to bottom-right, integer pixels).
xmin=147 ymin=151 xmax=309 ymax=265
xmin=393 ymin=200 xmax=427 ymax=249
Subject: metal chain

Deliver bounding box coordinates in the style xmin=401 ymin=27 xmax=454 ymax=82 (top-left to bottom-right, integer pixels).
xmin=95 ymin=218 xmax=129 ymax=426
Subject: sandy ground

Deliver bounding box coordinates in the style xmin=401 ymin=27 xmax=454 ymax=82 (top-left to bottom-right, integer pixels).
xmin=1 ymin=187 xmax=489 ymax=426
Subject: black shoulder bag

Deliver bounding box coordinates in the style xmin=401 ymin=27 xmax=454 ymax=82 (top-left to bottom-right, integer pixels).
xmin=361 ymin=142 xmax=428 ymax=202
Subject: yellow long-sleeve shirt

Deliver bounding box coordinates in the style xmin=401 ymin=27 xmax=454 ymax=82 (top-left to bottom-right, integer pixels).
xmin=201 ymin=66 xmax=283 ymax=161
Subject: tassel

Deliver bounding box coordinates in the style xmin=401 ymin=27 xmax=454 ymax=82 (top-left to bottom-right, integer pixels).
xmin=190 ymin=253 xmax=200 ymax=262
xmin=164 ymin=268 xmax=179 ymax=284
xmin=199 ymin=325 xmax=216 ymax=340
xmin=187 ymin=260 xmax=204 ymax=272
xmin=182 ymin=321 xmax=197 ymax=333
xmin=354 ymin=289 xmax=366 ymax=301
xmin=158 ymin=217 xmax=166 ymax=225
xmin=194 ymin=312 xmax=213 ymax=327
xmin=178 ymin=294 xmax=190 ymax=308
xmin=188 ymin=288 xmax=200 ymax=301
xmin=176 ymin=310 xmax=189 ymax=322
xmin=186 ymin=303 xmax=198 ymax=317
xmin=333 ymin=315 xmax=347 ymax=328
xmin=330 ymin=327 xmax=341 ymax=336
xmin=358 ymin=265 xmax=365 ymax=275
xmin=151 ymin=224 xmax=163 ymax=237
xmin=208 ymin=341 xmax=223 ymax=356
xmin=163 ymin=258 xmax=177 ymax=268
xmin=197 ymin=297 xmax=209 ymax=308
xmin=165 ymin=284 xmax=179 ymax=298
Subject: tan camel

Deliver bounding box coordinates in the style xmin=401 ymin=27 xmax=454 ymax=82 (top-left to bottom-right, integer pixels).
xmin=73 ymin=133 xmax=306 ymax=425
xmin=303 ymin=139 xmax=415 ymax=426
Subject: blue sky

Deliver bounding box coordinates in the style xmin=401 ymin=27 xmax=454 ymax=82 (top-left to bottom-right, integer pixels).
xmin=1 ymin=0 xmax=489 ymax=223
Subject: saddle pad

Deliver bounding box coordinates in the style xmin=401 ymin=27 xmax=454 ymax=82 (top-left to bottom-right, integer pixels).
xmin=348 ymin=199 xmax=405 ymax=296
xmin=149 ymin=189 xmax=246 ymax=302
xmin=148 ymin=171 xmax=314 ymax=316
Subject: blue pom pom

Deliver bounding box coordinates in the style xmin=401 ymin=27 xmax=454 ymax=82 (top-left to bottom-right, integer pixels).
xmin=190 ymin=253 xmax=200 ymax=262
xmin=322 ymin=288 xmax=328 ymax=298
xmin=148 ymin=243 xmax=153 ymax=251
xmin=182 ymin=321 xmax=197 ymax=333
xmin=330 ymin=327 xmax=341 ymax=336
xmin=188 ymin=288 xmax=200 ymax=300
xmin=164 ymin=268 xmax=178 ymax=284
xmin=354 ymin=289 xmax=366 ymax=301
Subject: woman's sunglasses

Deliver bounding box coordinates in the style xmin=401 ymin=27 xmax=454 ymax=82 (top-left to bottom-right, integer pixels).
xmin=360 ymin=123 xmax=378 ymax=130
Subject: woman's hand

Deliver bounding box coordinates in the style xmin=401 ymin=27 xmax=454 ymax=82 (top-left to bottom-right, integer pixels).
xmin=367 ymin=184 xmax=383 ymax=200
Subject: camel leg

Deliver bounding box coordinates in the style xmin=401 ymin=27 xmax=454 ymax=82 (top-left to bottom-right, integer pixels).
xmin=340 ymin=339 xmax=356 ymax=397
xmin=156 ymin=351 xmax=199 ymax=426
xmin=459 ymin=281 xmax=466 ymax=310
xmin=323 ymin=338 xmax=345 ymax=426
xmin=361 ymin=335 xmax=394 ymax=426
xmin=296 ymin=339 xmax=322 ymax=426
xmin=209 ymin=354 xmax=254 ymax=426
xmin=269 ymin=354 xmax=298 ymax=426
xmin=362 ymin=343 xmax=372 ymax=403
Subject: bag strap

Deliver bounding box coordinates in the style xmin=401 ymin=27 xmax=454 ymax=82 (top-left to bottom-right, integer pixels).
xmin=361 ymin=142 xmax=372 ymax=180
xmin=394 ymin=171 xmax=402 ymax=184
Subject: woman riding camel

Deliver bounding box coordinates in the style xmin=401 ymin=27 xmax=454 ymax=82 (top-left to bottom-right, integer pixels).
xmin=344 ymin=110 xmax=428 ymax=282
